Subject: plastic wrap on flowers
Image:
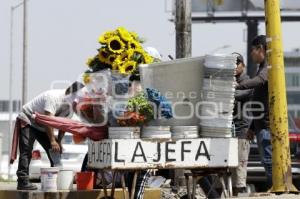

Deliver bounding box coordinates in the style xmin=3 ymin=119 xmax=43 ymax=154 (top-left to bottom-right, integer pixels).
xmin=84 ymin=70 xmax=112 ymax=95
xmin=73 ymin=94 xmax=109 ymax=125
xmin=116 ymin=92 xmax=154 ymax=126
xmin=115 ymin=89 xmax=173 ymax=127
xmin=108 ymin=99 xmax=128 ymax=126
xmin=74 ymin=70 xmax=112 ymax=125
xmin=111 ymin=71 xmax=130 ymax=98
xmin=146 ymin=88 xmax=173 ymax=119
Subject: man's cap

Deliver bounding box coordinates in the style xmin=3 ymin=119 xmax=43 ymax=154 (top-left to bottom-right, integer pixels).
xmin=232 ymin=52 xmax=244 ymax=64
xmin=65 ymin=81 xmax=85 ymax=95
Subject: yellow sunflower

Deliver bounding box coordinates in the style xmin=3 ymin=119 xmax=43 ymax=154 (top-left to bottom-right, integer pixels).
xmin=106 ymin=54 xmax=117 ymax=65
xmin=117 ymin=27 xmax=133 ymax=42
xmin=86 ymin=57 xmax=94 ymax=67
xmin=115 ymin=50 xmax=131 ymax=63
xmin=82 ymin=73 xmax=91 ymax=85
xmin=127 ymin=40 xmax=141 ymax=50
xmin=130 ymin=31 xmax=139 ymax=40
xmin=98 ymin=48 xmax=110 ymax=63
xmin=130 ymin=48 xmax=145 ymax=63
xmin=126 ymin=49 xmax=135 ymax=59
xmin=98 ymin=30 xmax=115 ymax=44
xmin=132 ymin=49 xmax=154 ymax=64
xmin=143 ymin=53 xmax=154 ymax=64
xmin=112 ymin=59 xmax=123 ymax=71
xmin=107 ymin=36 xmax=125 ymax=54
xmin=119 ymin=60 xmax=137 ymax=75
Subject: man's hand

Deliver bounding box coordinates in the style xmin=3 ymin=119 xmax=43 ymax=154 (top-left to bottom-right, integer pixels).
xmin=51 ymin=141 xmax=61 ymax=153
xmin=233 ymin=81 xmax=239 ymax=88
xmin=246 ymin=129 xmax=255 ymax=140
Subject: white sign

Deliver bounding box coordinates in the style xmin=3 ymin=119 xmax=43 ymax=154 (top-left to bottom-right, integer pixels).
xmin=189 ymin=0 xmax=300 ymax=13
xmin=88 ymin=138 xmax=238 ymax=169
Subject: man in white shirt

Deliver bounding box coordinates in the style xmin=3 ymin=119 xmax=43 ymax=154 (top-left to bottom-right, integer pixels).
xmin=16 ymin=82 xmax=83 ymax=190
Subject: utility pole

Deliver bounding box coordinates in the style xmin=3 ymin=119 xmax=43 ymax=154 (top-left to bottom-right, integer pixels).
xmin=264 ymin=0 xmax=298 ymax=192
xmin=22 ymin=0 xmax=28 ymax=105
xmin=246 ymin=20 xmax=258 ymax=78
xmin=175 ymin=0 xmax=191 ymax=58
xmin=9 ymin=1 xmax=24 ymax=180
xmin=174 ymin=0 xmax=192 ymax=188
xmin=8 ymin=6 xmax=14 ymax=181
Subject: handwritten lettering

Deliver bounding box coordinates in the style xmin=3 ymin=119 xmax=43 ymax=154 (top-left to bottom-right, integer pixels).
xmin=131 ymin=142 xmax=147 ymax=162
xmin=165 ymin=142 xmax=176 ymax=162
xmin=114 ymin=142 xmax=125 ymax=162
xmin=195 ymin=141 xmax=210 ymax=161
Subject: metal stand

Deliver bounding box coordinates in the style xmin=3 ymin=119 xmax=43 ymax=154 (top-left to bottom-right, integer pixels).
xmin=184 ymin=169 xmax=232 ymax=199
xmin=100 ymin=170 xmax=139 ymax=199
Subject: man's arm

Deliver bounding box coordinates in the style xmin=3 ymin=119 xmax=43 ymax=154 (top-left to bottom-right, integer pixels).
xmin=236 ymin=67 xmax=268 ymax=90
xmin=235 ymin=89 xmax=253 ymax=101
xmin=57 ymin=130 xmax=65 ymax=154
xmin=44 ymin=111 xmax=60 ymax=153
xmin=57 ymin=130 xmax=65 ymax=143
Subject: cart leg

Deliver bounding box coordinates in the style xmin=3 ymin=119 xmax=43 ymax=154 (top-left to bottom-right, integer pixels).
xmin=185 ymin=174 xmax=191 ymax=199
xmin=100 ymin=170 xmax=108 ymax=199
xmin=220 ymin=175 xmax=228 ymax=198
xmin=227 ymin=173 xmax=232 ymax=197
xmin=111 ymin=170 xmax=117 ymax=198
xmin=121 ymin=172 xmax=128 ymax=199
xmin=130 ymin=171 xmax=138 ymax=199
xmin=192 ymin=175 xmax=197 ymax=199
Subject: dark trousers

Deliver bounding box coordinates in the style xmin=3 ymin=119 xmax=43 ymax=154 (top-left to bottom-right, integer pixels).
xmin=256 ymin=129 xmax=272 ymax=188
xmin=199 ymin=176 xmax=220 ymax=199
xmin=17 ymin=125 xmax=53 ymax=178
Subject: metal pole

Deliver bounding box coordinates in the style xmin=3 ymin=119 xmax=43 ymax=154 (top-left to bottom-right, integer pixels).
xmin=264 ymin=0 xmax=298 ymax=192
xmin=174 ymin=0 xmax=191 ymax=188
xmin=22 ymin=0 xmax=28 ymax=105
xmin=175 ymin=0 xmax=191 ymax=58
xmin=8 ymin=1 xmax=24 ymax=180
xmin=8 ymin=6 xmax=14 ymax=180
xmin=246 ymin=20 xmax=258 ymax=78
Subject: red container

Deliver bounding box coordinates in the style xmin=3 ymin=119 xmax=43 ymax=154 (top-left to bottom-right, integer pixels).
xmin=76 ymin=171 xmax=94 ymax=190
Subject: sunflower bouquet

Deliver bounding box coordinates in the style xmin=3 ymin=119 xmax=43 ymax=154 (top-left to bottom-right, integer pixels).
xmin=83 ymin=27 xmax=154 ymax=85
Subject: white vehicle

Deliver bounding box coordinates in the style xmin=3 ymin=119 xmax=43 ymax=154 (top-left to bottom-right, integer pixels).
xmin=29 ymin=133 xmax=88 ymax=180
xmin=0 ymin=154 xmax=18 ymax=180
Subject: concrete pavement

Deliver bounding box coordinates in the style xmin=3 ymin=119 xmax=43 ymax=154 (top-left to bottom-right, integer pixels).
xmin=0 ymin=181 xmax=161 ymax=199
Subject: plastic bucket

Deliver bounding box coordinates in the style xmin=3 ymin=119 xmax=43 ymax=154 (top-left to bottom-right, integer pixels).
xmin=109 ymin=127 xmax=140 ymax=139
xmin=171 ymin=126 xmax=199 ymax=139
xmin=57 ymin=170 xmax=74 ymax=190
xmin=142 ymin=126 xmax=171 ymax=139
xmin=76 ymin=171 xmax=94 ymax=190
xmin=40 ymin=167 xmax=59 ymax=191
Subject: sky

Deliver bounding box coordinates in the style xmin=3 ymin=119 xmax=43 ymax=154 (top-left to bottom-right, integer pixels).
xmin=0 ymin=0 xmax=300 ymax=101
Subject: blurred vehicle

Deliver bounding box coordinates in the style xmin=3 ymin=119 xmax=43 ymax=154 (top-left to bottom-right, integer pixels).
xmin=29 ymin=133 xmax=87 ymax=180
xmin=247 ymin=115 xmax=300 ymax=192
xmin=0 ymin=154 xmax=18 ymax=180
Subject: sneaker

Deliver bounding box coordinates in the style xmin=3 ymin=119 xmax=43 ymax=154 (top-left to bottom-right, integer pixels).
xmin=233 ymin=187 xmax=247 ymax=196
xmin=17 ymin=177 xmax=38 ymax=190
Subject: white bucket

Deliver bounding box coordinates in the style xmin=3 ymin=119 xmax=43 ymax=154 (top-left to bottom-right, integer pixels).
xmin=171 ymin=126 xmax=199 ymax=139
xmin=142 ymin=126 xmax=171 ymax=139
xmin=57 ymin=170 xmax=74 ymax=190
xmin=109 ymin=127 xmax=140 ymax=139
xmin=40 ymin=167 xmax=59 ymax=191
